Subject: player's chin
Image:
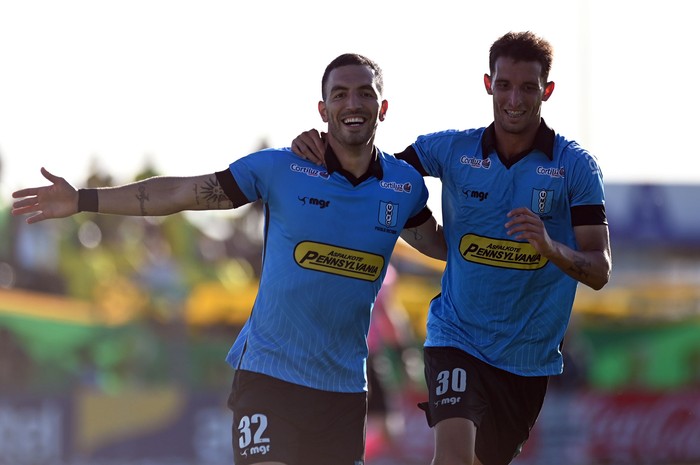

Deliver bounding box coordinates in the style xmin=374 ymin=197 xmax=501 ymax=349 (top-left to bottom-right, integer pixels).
xmin=339 ymin=129 xmax=372 ymax=145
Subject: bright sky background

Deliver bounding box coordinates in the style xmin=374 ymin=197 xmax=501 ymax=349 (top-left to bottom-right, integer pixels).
xmin=1 ymin=0 xmax=698 ymax=221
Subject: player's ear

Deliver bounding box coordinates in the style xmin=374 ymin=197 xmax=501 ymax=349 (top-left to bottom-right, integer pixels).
xmin=543 ymin=81 xmax=555 ymax=101
xmin=379 ymin=100 xmax=388 ymax=121
xmin=318 ymin=101 xmax=328 ymax=123
xmin=484 ymin=74 xmax=493 ymax=95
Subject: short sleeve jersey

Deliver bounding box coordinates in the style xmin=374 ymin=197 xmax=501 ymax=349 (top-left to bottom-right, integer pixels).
xmin=223 ymin=147 xmax=429 ymax=392
xmin=412 ymin=122 xmax=605 ymax=376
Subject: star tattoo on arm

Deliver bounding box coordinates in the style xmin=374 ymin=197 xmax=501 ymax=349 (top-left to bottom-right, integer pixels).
xmin=197 ymin=177 xmax=233 ymax=208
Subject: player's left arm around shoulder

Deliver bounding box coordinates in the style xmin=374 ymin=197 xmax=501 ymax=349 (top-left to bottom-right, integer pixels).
xmin=400 ymin=215 xmax=447 ymax=261
xmin=552 ymin=223 xmax=612 ymax=290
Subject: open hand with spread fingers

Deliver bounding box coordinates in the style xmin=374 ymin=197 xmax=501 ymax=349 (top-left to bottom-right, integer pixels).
xmin=11 ymin=167 xmax=79 ymax=224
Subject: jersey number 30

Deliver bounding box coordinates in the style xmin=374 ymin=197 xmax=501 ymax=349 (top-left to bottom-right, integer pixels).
xmin=436 ymin=368 xmax=467 ymax=395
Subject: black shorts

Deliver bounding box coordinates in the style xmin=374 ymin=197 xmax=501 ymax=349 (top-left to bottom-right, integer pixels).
xmin=227 ymin=369 xmax=367 ymax=465
xmin=420 ymin=346 xmax=548 ymax=465
xmin=367 ymin=354 xmax=388 ymax=414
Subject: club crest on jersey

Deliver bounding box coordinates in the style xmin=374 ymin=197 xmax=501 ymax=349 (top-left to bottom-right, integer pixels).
xmin=531 ymin=189 xmax=553 ymax=215
xmin=379 ymin=180 xmax=412 ymax=193
xmin=378 ymin=201 xmax=398 ymax=227
xmin=289 ymin=163 xmax=330 ymax=179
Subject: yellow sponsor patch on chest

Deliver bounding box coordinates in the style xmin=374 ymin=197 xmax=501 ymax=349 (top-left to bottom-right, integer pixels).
xmin=459 ymin=234 xmax=548 ymax=270
xmin=294 ymin=242 xmax=385 ymax=281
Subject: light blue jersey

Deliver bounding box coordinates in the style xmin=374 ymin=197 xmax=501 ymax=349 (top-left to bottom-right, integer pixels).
xmin=223 ymin=147 xmax=429 ymax=392
xmin=413 ymin=122 xmax=605 ymax=376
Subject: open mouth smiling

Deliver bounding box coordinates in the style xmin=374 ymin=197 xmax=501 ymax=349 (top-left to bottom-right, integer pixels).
xmin=342 ymin=116 xmax=366 ymax=126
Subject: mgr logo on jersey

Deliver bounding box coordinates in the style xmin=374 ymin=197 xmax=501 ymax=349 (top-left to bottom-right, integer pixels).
xmin=294 ymin=242 xmax=385 ymax=281
xmin=459 ymin=234 xmax=548 ymax=270
xmin=531 ymin=188 xmax=553 ymax=215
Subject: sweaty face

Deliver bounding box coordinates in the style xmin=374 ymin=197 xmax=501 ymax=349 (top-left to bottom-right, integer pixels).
xmin=490 ymin=57 xmax=548 ymax=137
xmin=321 ymin=65 xmax=383 ymax=148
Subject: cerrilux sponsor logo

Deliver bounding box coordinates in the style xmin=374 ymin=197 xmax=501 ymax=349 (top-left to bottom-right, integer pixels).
xmin=294 ymin=241 xmax=385 ymax=281
xmin=379 ymin=180 xmax=412 ymax=193
xmin=460 ymin=155 xmax=491 ymax=169
xmin=289 ymin=163 xmax=330 ymax=179
xmin=536 ymin=166 xmax=565 ymax=178
xmin=459 ymin=234 xmax=548 ymax=270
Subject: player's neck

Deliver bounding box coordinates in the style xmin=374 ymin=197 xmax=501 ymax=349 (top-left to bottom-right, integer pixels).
xmin=329 ymin=140 xmax=374 ymax=178
xmin=494 ymin=126 xmax=539 ymax=160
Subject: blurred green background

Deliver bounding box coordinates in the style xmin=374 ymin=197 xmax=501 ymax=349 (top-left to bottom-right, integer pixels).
xmin=1 ymin=164 xmax=699 ymax=465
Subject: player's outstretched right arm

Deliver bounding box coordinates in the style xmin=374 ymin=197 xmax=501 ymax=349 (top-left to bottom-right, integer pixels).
xmin=12 ymin=167 xmax=233 ymax=224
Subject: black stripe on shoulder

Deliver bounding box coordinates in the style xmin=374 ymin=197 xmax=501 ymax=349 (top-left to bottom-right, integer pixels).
xmin=215 ymin=169 xmax=250 ymax=208
xmin=394 ymin=146 xmax=428 ymax=177
xmin=571 ymin=205 xmax=607 ymax=226
xmin=405 ymin=206 xmax=432 ymax=229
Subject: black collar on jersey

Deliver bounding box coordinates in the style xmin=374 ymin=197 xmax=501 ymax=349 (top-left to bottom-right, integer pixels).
xmin=481 ymin=119 xmax=555 ymax=167
xmin=324 ymin=144 xmax=384 ymax=186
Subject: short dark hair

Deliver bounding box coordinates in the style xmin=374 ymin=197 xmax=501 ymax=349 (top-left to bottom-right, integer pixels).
xmin=489 ymin=31 xmax=554 ymax=82
xmin=321 ymin=53 xmax=384 ymax=100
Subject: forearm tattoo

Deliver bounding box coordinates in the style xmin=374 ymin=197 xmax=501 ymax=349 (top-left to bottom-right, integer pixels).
xmin=196 ymin=176 xmax=233 ymax=208
xmin=136 ymin=185 xmax=150 ymax=216
xmin=568 ymin=256 xmax=591 ymax=280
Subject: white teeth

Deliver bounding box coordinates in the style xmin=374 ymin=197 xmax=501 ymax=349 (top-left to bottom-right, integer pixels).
xmin=343 ymin=117 xmax=365 ymax=124
xmin=506 ymin=110 xmax=525 ymax=117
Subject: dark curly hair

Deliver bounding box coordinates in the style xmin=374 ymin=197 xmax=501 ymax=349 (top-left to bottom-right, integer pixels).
xmin=489 ymin=31 xmax=554 ymax=81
